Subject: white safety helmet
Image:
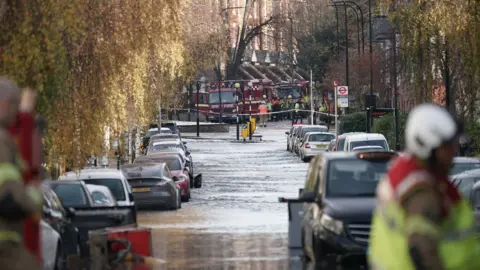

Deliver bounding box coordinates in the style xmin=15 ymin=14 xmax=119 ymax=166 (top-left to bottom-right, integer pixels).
xmin=405 ymin=103 xmax=459 ymax=159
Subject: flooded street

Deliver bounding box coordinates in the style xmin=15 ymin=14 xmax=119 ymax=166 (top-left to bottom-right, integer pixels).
xmin=137 ymin=121 xmax=308 ymax=269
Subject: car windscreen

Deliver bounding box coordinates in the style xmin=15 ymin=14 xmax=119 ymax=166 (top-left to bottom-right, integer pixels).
xmin=82 ymin=179 xmax=126 ymax=201
xmin=52 ymin=184 xmax=88 ymax=207
xmin=151 ymin=143 xmax=181 ymax=151
xmin=90 ymin=191 xmax=113 ymax=206
xmin=160 ymin=129 xmax=172 ymax=134
xmin=451 ymin=163 xmax=480 ymax=175
xmin=350 ymin=140 xmax=388 ymax=150
xmin=326 ymin=159 xmax=390 ymax=197
xmin=161 ymin=123 xmax=175 ymax=130
xmin=145 ymin=130 xmax=158 ymax=137
xmin=309 ymin=134 xmax=335 ymax=142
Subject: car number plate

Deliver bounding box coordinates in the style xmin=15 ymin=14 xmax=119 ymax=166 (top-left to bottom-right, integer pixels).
xmin=316 ymin=144 xmax=326 ymax=148
xmin=132 ymin=187 xmax=151 ymax=193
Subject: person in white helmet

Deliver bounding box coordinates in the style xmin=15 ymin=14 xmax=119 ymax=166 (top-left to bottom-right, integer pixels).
xmin=369 ymin=103 xmax=480 ymax=270
xmin=258 ymin=101 xmax=268 ymax=127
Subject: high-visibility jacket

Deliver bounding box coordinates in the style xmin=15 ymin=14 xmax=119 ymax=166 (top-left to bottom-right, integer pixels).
xmin=295 ymin=103 xmax=300 ymax=112
xmin=369 ymin=154 xmax=480 ymax=270
xmin=304 ymin=96 xmax=309 ymax=104
xmin=259 ymin=104 xmax=268 ymax=114
xmin=319 ymin=104 xmax=327 ymax=112
xmin=0 ymin=128 xmax=42 ymax=244
xmin=267 ymin=103 xmax=272 ymax=111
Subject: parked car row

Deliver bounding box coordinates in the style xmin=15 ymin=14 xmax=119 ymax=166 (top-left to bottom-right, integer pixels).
xmin=40 ymin=122 xmax=202 ymax=269
xmin=285 ymin=124 xmax=335 ymax=162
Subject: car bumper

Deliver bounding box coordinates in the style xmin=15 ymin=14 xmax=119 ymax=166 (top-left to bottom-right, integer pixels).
xmin=317 ymin=231 xmax=367 ymax=258
xmin=175 ymin=179 xmax=189 ymax=197
xmin=303 ymin=148 xmax=328 ymax=157
xmin=132 ymin=189 xmax=176 ymax=208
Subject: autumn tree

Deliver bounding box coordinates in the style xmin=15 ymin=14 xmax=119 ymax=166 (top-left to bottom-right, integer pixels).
xmin=0 ymin=0 xmax=189 ymax=170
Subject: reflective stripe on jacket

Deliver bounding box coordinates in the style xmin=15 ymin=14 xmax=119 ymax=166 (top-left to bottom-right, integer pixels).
xmin=369 ymin=155 xmax=480 ymax=270
xmin=259 ymin=105 xmax=268 ymax=114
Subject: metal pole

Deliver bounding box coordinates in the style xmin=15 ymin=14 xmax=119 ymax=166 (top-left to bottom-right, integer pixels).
xmin=236 ymin=86 xmax=240 ymax=140
xmin=219 ymin=83 xmax=223 ymax=123
xmin=196 ymin=82 xmax=200 ymax=137
xmin=392 ymin=24 xmax=399 ymax=150
xmin=334 ymin=4 xmax=340 ymax=58
xmin=344 ymin=1 xmax=364 ymax=53
xmin=445 ymin=38 xmax=451 ymax=112
xmin=368 ymin=0 xmax=373 ymax=96
xmin=345 ymin=4 xmax=361 ymax=55
xmin=334 ymin=86 xmax=338 ymax=136
xmin=249 ymin=92 xmax=252 ymax=141
xmin=344 ymin=3 xmax=349 ymax=113
xmin=310 ymin=69 xmax=314 ymax=124
xmin=188 ymin=84 xmax=191 ymax=122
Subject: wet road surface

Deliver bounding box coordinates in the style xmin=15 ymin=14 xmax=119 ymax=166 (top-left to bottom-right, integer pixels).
xmin=137 ymin=121 xmax=307 ymax=269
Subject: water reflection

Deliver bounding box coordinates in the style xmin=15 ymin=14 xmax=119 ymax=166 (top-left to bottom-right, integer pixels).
xmin=151 ymin=229 xmax=289 ymax=270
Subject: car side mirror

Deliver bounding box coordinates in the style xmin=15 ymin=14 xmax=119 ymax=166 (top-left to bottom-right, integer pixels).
xmin=65 ymin=207 xmax=76 ymax=219
xmin=173 ymin=176 xmax=179 ymax=182
xmin=128 ymin=193 xmax=134 ymax=202
xmin=285 ymin=131 xmax=289 ymax=135
xmin=298 ymin=190 xmax=317 ymax=203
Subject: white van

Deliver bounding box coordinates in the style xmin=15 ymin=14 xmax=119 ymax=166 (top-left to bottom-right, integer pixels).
xmin=343 ymin=133 xmax=389 ymax=151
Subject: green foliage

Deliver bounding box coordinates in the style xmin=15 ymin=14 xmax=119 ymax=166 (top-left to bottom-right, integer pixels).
xmin=465 ymin=121 xmax=480 ymax=155
xmin=297 ymin=24 xmax=338 ymax=81
xmin=339 ymin=112 xmax=366 ymax=134
xmin=372 ymin=113 xmax=408 ymax=150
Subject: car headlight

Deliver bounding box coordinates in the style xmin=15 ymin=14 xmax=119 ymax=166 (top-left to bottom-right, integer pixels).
xmin=320 ymin=214 xmax=344 ymax=234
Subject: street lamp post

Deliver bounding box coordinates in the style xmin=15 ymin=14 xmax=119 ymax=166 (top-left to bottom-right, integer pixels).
xmin=234 ymin=82 xmax=240 ymax=140
xmin=248 ymin=81 xmax=253 ymax=141
xmin=368 ymin=0 xmax=374 ymax=98
xmin=196 ymin=82 xmax=200 ymax=137
xmin=218 ymin=82 xmax=223 ymax=123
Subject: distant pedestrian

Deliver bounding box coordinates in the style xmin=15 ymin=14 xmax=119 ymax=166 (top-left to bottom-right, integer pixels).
xmin=458 ymin=134 xmax=472 ymax=157
xmin=259 ymin=101 xmax=268 ymax=127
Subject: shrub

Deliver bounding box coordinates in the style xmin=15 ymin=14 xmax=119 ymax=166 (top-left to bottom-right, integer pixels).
xmin=339 ymin=112 xmax=367 ymax=134
xmin=371 ymin=112 xmax=408 ymax=150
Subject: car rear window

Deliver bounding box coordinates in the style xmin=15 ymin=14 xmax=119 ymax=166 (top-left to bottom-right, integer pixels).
xmin=82 ymin=179 xmax=126 ymax=201
xmin=326 ymin=158 xmax=390 ymax=197
xmin=350 ymin=140 xmax=388 ymax=150
xmin=145 ymin=130 xmax=159 ymax=137
xmin=451 ymin=163 xmax=480 ymax=176
xmin=53 ymin=184 xmax=88 ymax=207
xmin=151 ymin=143 xmax=181 ymax=151
xmin=302 ymin=127 xmax=328 ymax=136
xmin=309 ymin=134 xmax=335 ymax=142
xmin=150 ymin=158 xmax=182 ymax=171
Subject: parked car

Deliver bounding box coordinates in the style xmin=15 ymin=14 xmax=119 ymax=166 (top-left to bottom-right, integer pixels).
xmin=285 ymin=125 xmax=303 ymax=152
xmin=297 ymin=151 xmax=397 ymax=268
xmin=142 ymin=127 xmax=161 ymax=151
xmin=59 ymin=169 xmax=136 ymax=219
xmin=86 ymin=184 xmax=117 ymax=207
xmin=450 ymin=157 xmax=480 ymax=176
xmin=298 ymin=132 xmax=336 ymax=162
xmin=121 ymin=163 xmax=182 ymax=209
xmin=468 ymin=182 xmax=480 ymax=233
xmin=351 ymin=145 xmax=385 ymax=152
xmin=41 ymin=220 xmax=62 ymax=270
xmin=132 ymin=155 xmax=191 ymax=201
xmin=161 ymin=122 xmax=181 ymax=137
xmin=450 ymin=169 xmax=480 ymax=199
xmin=342 ymin=133 xmax=389 ymax=152
xmin=149 ymin=134 xmax=181 ymax=145
xmin=327 ymin=139 xmax=336 ymax=152
xmin=45 ymin=180 xmax=136 ymax=256
xmin=293 ymin=125 xmax=329 ymax=155
xmin=334 ymin=132 xmax=366 ymax=152
xmin=41 ymin=184 xmax=81 ymax=268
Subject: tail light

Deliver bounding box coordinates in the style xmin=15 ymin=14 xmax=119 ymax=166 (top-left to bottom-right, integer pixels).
xmin=305 ymin=143 xmax=310 ymax=149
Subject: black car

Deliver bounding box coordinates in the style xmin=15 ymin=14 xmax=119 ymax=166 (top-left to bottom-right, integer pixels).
xmin=41 ymin=184 xmax=81 ymax=262
xmin=46 ymin=180 xmax=136 ymax=256
xmin=297 ymin=151 xmax=397 ymax=268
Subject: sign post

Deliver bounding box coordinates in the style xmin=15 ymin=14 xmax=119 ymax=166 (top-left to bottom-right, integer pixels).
xmin=334 ymin=86 xmax=338 ymax=137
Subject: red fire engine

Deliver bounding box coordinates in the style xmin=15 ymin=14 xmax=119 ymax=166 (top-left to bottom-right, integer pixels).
xmin=207 ymin=80 xmax=275 ymax=123
xmin=274 ymin=81 xmax=310 ymax=102
xmin=187 ymin=91 xmax=209 ymax=114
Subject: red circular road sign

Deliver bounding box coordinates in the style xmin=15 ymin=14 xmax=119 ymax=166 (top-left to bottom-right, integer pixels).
xmin=338 ymin=86 xmax=347 ymax=95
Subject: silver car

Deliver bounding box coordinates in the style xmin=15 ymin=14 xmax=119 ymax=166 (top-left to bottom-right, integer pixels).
xmin=294 ymin=125 xmax=329 ymax=155
xmin=121 ymin=163 xmax=181 ymax=210
xmin=298 ymin=132 xmax=336 ymax=162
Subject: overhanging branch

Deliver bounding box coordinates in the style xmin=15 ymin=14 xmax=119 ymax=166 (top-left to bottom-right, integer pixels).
xmin=244 ymin=16 xmax=275 ymax=45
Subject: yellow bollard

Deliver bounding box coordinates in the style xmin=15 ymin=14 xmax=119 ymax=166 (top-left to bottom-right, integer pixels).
xmin=241 ymin=123 xmax=249 ymax=139
xmin=250 ymin=117 xmax=256 ymax=133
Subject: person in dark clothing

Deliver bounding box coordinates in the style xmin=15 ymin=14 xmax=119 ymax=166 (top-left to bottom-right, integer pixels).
xmin=458 ymin=135 xmax=473 ymax=157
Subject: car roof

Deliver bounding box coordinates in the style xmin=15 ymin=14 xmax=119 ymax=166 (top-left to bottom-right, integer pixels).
xmin=86 ymin=184 xmax=111 ymax=193
xmin=453 ymin=157 xmax=480 ymax=163
xmin=345 ymin=133 xmax=386 ymax=140
xmin=452 ymin=168 xmax=480 ymax=179
xmin=121 ymin=163 xmax=166 ymax=179
xmin=305 ymin=132 xmax=335 ymax=136
xmin=152 ymin=140 xmax=181 ymax=145
xmin=59 ymin=169 xmax=125 ymax=180
xmin=150 ymin=134 xmax=179 ymax=139
xmin=338 ymin=132 xmax=366 ymax=138
xmin=319 ymin=151 xmax=397 ymax=161
xmin=45 ymin=179 xmax=85 ymax=186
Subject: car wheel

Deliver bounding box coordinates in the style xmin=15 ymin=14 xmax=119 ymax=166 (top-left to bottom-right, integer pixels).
xmin=54 ymin=241 xmax=63 ymax=270
xmin=312 ymin=237 xmax=335 ymax=269
xmin=287 ymin=143 xmax=290 ymax=151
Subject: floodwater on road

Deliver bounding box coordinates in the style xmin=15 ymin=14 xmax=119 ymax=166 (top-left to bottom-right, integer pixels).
xmin=137 ymin=121 xmax=308 ymax=269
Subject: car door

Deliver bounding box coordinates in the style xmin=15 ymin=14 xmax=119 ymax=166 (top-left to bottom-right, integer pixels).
xmin=301 ymin=156 xmax=323 ymax=242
